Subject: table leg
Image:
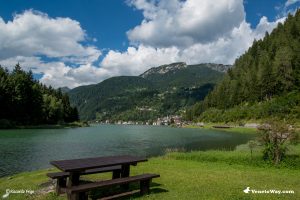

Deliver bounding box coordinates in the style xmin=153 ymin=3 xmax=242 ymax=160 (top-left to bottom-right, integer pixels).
xmin=67 ymin=172 xmax=87 ymax=200
xmin=140 ymin=179 xmax=150 ymax=195
xmin=121 ymin=164 xmax=130 ymax=190
xmin=112 ymin=169 xmax=121 ymax=179
xmin=121 ymin=164 xmax=130 ymax=177
xmin=68 ymin=172 xmax=80 ymax=187
xmin=56 ymin=177 xmax=67 ymax=195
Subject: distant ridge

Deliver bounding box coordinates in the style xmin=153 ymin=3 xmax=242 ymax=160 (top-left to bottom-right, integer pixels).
xmin=141 ymin=62 xmax=231 ymax=78
xmin=68 ymin=62 xmax=228 ymax=120
xmin=141 ymin=62 xmax=188 ymax=78
xmin=59 ymin=87 xmax=71 ymax=93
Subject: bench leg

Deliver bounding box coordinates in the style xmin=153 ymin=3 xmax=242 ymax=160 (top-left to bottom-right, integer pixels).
xmin=121 ymin=164 xmax=130 ymax=190
xmin=121 ymin=164 xmax=130 ymax=177
xmin=56 ymin=177 xmax=67 ymax=195
xmin=112 ymin=169 xmax=121 ymax=179
xmin=68 ymin=192 xmax=88 ymax=200
xmin=140 ymin=179 xmax=151 ymax=195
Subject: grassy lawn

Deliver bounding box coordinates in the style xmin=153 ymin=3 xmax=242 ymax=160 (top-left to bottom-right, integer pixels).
xmin=0 ymin=145 xmax=299 ymax=200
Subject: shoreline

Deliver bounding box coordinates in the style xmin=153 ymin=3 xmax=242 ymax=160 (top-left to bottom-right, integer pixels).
xmin=3 ymin=141 xmax=299 ymax=178
xmin=0 ymin=121 xmax=89 ymax=130
xmin=1 ymin=145 xmax=299 ymax=199
xmin=183 ymin=123 xmax=258 ymax=134
xmin=90 ymin=122 xmax=259 ymax=134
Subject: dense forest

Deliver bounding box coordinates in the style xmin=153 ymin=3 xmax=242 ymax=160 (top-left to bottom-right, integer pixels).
xmin=0 ymin=64 xmax=79 ymax=128
xmin=186 ymin=10 xmax=300 ymax=122
xmin=68 ymin=63 xmax=226 ymax=121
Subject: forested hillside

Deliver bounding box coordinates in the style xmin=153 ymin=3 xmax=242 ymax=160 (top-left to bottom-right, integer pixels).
xmin=186 ymin=10 xmax=300 ymax=122
xmin=68 ymin=63 xmax=226 ymax=121
xmin=69 ymin=76 xmax=155 ymax=120
xmin=141 ymin=62 xmax=229 ymax=90
xmin=0 ymin=64 xmax=79 ymax=128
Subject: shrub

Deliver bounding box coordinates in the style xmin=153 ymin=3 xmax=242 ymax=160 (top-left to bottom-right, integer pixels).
xmin=258 ymin=120 xmax=299 ymax=165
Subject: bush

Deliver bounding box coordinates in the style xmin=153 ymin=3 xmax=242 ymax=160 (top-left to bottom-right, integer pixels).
xmin=258 ymin=120 xmax=299 ymax=165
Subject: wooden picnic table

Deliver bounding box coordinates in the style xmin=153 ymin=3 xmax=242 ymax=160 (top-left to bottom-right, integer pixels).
xmin=50 ymin=155 xmax=147 ymax=188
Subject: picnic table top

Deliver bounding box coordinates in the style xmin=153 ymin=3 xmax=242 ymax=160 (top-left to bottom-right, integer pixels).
xmin=50 ymin=155 xmax=147 ymax=172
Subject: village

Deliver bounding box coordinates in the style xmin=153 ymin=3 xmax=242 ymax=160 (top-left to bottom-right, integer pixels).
xmin=96 ymin=115 xmax=193 ymax=127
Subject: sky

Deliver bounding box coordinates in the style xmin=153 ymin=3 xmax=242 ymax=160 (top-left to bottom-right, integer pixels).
xmin=0 ymin=0 xmax=299 ymax=88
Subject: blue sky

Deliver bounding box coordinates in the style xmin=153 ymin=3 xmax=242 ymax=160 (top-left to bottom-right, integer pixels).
xmin=0 ymin=0 xmax=299 ymax=88
xmin=0 ymin=0 xmax=293 ymax=51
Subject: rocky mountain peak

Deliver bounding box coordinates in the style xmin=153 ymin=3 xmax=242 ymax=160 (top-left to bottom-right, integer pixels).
xmin=140 ymin=62 xmax=187 ymax=78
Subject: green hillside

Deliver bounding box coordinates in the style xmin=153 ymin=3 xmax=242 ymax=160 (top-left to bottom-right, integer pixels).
xmin=141 ymin=62 xmax=228 ymax=90
xmin=68 ymin=63 xmax=226 ymax=121
xmin=186 ymin=10 xmax=300 ymax=122
xmin=68 ymin=76 xmax=154 ymax=120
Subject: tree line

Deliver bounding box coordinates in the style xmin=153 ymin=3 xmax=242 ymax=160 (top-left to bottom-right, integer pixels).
xmin=186 ymin=10 xmax=300 ymax=122
xmin=0 ymin=64 xmax=79 ymax=127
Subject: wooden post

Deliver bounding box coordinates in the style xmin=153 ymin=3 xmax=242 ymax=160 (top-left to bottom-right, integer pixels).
xmin=112 ymin=169 xmax=121 ymax=179
xmin=121 ymin=164 xmax=130 ymax=190
xmin=140 ymin=179 xmax=150 ymax=195
xmin=121 ymin=164 xmax=130 ymax=177
xmin=78 ymin=192 xmax=88 ymax=200
xmin=67 ymin=172 xmax=83 ymax=200
xmin=56 ymin=177 xmax=67 ymax=195
xmin=68 ymin=172 xmax=80 ymax=187
xmin=68 ymin=192 xmax=88 ymax=200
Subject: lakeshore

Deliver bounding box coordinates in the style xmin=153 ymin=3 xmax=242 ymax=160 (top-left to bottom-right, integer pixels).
xmin=1 ymin=144 xmax=299 ymax=200
xmin=0 ymin=125 xmax=298 ymax=199
xmin=184 ymin=123 xmax=259 ymax=134
xmin=0 ymin=121 xmax=89 ymax=129
xmin=0 ymin=125 xmax=254 ymax=177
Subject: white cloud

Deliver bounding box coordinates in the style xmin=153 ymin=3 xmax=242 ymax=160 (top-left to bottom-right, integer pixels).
xmin=285 ymin=0 xmax=300 ymax=7
xmin=127 ymin=0 xmax=245 ymax=47
xmin=100 ymin=0 xmax=286 ymax=71
xmin=0 ymin=55 xmax=113 ymax=88
xmin=0 ymin=10 xmax=104 ymax=88
xmin=101 ymin=45 xmax=180 ymax=75
xmin=0 ymin=10 xmax=101 ymax=63
xmin=0 ymin=3 xmax=290 ymax=88
xmin=254 ymin=16 xmax=286 ymax=38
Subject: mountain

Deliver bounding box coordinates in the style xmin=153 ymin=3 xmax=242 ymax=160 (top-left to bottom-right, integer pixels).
xmin=68 ymin=63 xmax=227 ymax=121
xmin=69 ymin=76 xmax=154 ymax=120
xmin=186 ymin=10 xmax=300 ymax=122
xmin=140 ymin=62 xmax=230 ymax=90
xmin=59 ymin=87 xmax=71 ymax=93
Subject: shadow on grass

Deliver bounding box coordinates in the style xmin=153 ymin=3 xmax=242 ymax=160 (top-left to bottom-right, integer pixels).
xmin=90 ymin=182 xmax=168 ymax=200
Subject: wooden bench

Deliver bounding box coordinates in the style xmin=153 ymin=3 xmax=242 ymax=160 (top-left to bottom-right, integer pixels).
xmin=66 ymin=173 xmax=160 ymax=200
xmin=47 ymin=165 xmax=122 ymax=194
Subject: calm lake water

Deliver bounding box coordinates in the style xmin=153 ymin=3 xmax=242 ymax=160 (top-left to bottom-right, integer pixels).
xmin=0 ymin=125 xmax=253 ymax=177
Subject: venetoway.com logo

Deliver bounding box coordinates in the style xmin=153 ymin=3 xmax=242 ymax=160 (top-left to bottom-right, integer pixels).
xmin=243 ymin=187 xmax=295 ymax=194
xmin=2 ymin=189 xmax=34 ymax=198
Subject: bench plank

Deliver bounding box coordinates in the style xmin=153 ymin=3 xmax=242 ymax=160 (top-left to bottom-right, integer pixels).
xmin=47 ymin=165 xmax=122 ymax=195
xmin=67 ymin=173 xmax=160 ymax=194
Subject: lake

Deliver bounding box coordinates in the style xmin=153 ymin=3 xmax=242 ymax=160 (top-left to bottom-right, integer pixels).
xmin=0 ymin=125 xmax=254 ymax=177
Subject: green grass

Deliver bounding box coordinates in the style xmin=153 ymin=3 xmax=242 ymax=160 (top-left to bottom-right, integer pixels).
xmin=209 ymin=126 xmax=258 ymax=134
xmin=0 ymin=146 xmax=299 ymax=200
xmin=185 ymin=123 xmax=258 ymax=134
